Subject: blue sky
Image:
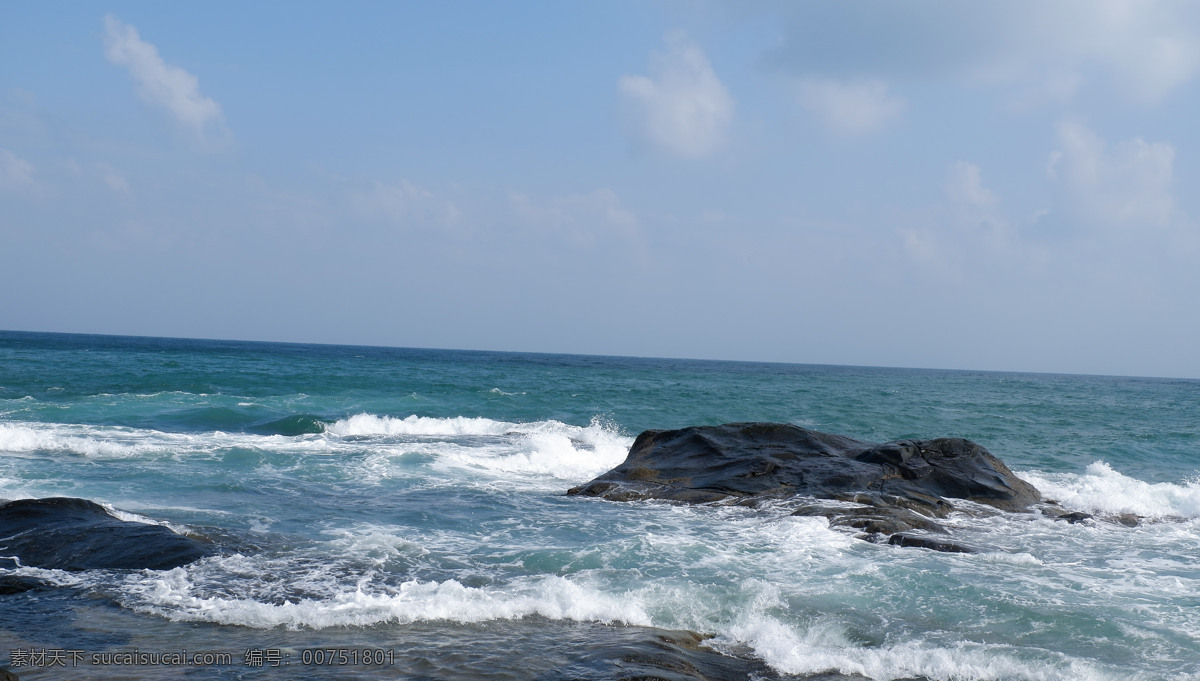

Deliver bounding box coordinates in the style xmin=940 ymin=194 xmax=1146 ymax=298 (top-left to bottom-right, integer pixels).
xmin=3 ymin=2 xmax=1199 ymax=378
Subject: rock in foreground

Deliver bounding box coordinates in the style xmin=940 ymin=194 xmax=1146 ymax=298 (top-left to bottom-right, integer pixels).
xmin=0 ymin=497 xmax=214 ymax=571
xmin=569 ymin=423 xmax=1041 ymax=552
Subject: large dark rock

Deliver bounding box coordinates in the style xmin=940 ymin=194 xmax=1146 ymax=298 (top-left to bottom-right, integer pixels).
xmin=568 ymin=423 xmax=1041 ymax=552
xmin=0 ymin=497 xmax=214 ymax=571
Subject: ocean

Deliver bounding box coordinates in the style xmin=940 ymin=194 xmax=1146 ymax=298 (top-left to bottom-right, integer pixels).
xmin=1 ymin=330 xmax=1197 ymax=680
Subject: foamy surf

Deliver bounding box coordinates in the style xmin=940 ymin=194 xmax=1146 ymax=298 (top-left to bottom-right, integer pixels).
xmin=0 ymin=422 xmax=169 ymax=458
xmin=339 ymin=414 xmax=633 ymax=484
xmin=0 ymin=421 xmax=321 ymax=460
xmin=719 ymin=616 xmax=1128 ymax=681
xmin=121 ymin=567 xmax=651 ymax=630
xmin=326 ymin=414 xmax=516 ymax=437
xmin=1020 ymin=461 xmax=1200 ymax=518
xmin=0 ymin=415 xmax=631 ymax=498
xmin=431 ymin=419 xmax=631 ymax=481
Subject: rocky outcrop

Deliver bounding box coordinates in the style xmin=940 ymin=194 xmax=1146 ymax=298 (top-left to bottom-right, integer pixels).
xmin=0 ymin=497 xmax=214 ymax=571
xmin=568 ymin=423 xmax=1042 ymax=552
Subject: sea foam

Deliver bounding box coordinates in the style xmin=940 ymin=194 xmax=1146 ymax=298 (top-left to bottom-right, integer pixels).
xmin=122 ymin=567 xmax=651 ymax=630
xmin=326 ymin=414 xmax=515 ymax=437
xmin=1020 ymin=461 xmax=1200 ymax=518
xmin=720 ymin=616 xmax=1128 ymax=681
xmin=432 ymin=418 xmax=631 ymax=481
xmin=0 ymin=422 xmax=167 ymax=458
xmin=338 ymin=414 xmax=634 ymax=483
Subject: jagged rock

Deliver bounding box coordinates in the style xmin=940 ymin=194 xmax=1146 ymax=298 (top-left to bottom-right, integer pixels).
xmin=569 ymin=423 xmax=1041 ymax=552
xmin=0 ymin=497 xmax=214 ymax=571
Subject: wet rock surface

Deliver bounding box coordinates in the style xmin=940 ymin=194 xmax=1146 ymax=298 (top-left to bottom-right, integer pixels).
xmin=562 ymin=628 xmax=875 ymax=681
xmin=569 ymin=422 xmax=1042 ymax=552
xmin=1039 ymin=503 xmax=1145 ymax=527
xmin=0 ymin=574 xmax=50 ymax=595
xmin=0 ymin=497 xmax=214 ymax=571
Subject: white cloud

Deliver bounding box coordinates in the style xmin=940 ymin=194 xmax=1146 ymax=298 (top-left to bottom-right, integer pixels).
xmin=103 ymin=15 xmax=228 ymax=140
xmin=1048 ymin=120 xmax=1175 ymax=228
xmin=0 ymin=148 xmax=38 ymax=194
xmin=797 ymin=78 xmax=905 ymax=136
xmin=618 ymin=30 xmax=734 ymax=158
xmin=1084 ymin=1 xmax=1200 ymax=104
xmin=899 ymin=161 xmax=1028 ymax=275
xmin=896 ymin=128 xmax=1193 ymax=298
xmin=945 ymin=161 xmax=998 ymax=212
xmin=350 ymin=179 xmax=461 ymax=229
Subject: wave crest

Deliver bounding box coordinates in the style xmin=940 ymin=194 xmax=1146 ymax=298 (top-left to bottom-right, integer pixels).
xmin=123 ymin=566 xmax=650 ymax=630
xmin=1020 ymin=461 xmax=1200 ymax=518
xmin=326 ymin=414 xmax=514 ymax=437
xmin=722 ymin=615 xmax=1124 ymax=681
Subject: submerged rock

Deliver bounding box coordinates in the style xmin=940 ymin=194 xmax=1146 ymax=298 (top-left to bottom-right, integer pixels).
xmin=568 ymin=422 xmax=1041 ymax=552
xmin=886 ymin=532 xmax=978 ymax=554
xmin=1050 ymin=510 xmax=1094 ymax=524
xmin=0 ymin=497 xmax=214 ymax=571
xmin=563 ymin=627 xmax=873 ymax=681
xmin=0 ymin=574 xmax=49 ymax=595
xmin=1040 ymin=502 xmax=1145 ymax=527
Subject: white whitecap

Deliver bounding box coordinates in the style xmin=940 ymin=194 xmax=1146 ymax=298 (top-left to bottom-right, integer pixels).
xmin=719 ymin=615 xmax=1125 ymax=681
xmin=1020 ymin=462 xmax=1200 ymax=518
xmin=0 ymin=421 xmax=333 ymax=460
xmin=0 ymin=422 xmax=185 ymax=458
xmin=121 ymin=568 xmax=650 ymax=630
xmin=326 ymin=413 xmax=514 ymax=437
xmin=333 ymin=414 xmax=633 ymax=485
xmin=429 ymin=417 xmax=631 ymax=482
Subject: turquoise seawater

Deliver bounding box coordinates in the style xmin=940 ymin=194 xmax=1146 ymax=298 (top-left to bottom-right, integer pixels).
xmin=1 ymin=331 xmax=1198 ymax=680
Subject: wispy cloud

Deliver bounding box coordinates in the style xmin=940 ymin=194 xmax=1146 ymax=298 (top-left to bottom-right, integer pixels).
xmin=618 ymin=30 xmax=733 ymax=158
xmin=103 ymin=15 xmax=229 ymax=142
xmin=944 ymin=160 xmax=999 ymax=213
xmin=797 ymin=78 xmax=904 ymax=137
xmin=0 ymin=148 xmax=39 ymax=195
xmin=511 ymin=188 xmax=641 ymax=249
xmin=899 ymin=161 xmax=1017 ymax=273
xmin=350 ymin=179 xmax=461 ymax=230
xmin=95 ymin=162 xmax=131 ymax=194
xmin=1048 ymin=120 xmax=1175 ymax=228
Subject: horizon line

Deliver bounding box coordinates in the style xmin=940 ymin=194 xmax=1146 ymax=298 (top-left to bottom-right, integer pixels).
xmin=3 ymin=328 xmax=1194 ymax=383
